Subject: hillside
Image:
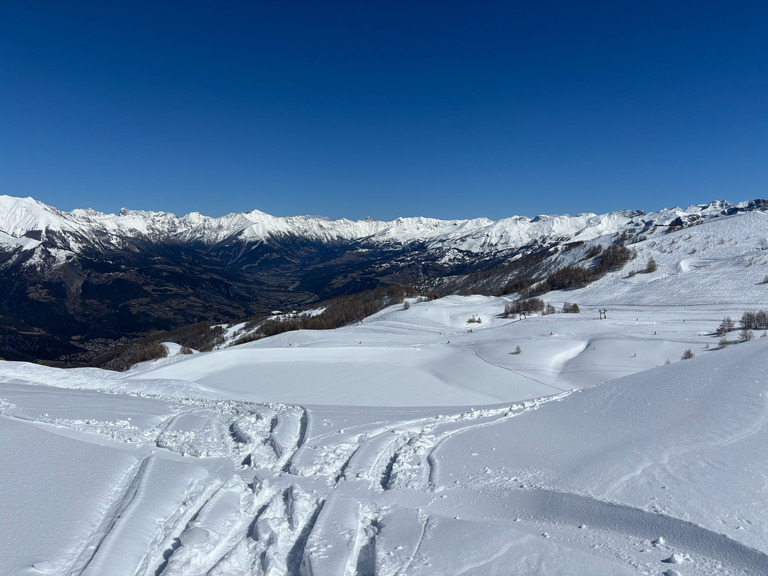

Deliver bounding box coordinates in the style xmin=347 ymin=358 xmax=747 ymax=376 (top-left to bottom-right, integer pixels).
xmin=1 ymin=294 xmax=766 ymax=575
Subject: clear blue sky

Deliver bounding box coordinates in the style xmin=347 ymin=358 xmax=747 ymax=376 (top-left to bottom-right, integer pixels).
xmin=1 ymin=1 xmax=766 ymax=220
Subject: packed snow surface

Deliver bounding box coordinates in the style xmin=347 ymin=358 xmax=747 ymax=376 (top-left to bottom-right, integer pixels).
xmin=2 ymin=295 xmax=767 ymax=575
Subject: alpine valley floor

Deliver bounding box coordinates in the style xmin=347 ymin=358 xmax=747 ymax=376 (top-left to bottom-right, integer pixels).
xmin=1 ymin=296 xmax=767 ymax=575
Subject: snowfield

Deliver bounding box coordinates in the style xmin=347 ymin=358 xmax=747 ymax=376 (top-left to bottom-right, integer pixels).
xmin=2 ymin=293 xmax=767 ymax=575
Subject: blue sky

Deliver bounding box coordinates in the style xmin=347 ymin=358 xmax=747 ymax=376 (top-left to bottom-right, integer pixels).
xmin=1 ymin=1 xmax=766 ymax=220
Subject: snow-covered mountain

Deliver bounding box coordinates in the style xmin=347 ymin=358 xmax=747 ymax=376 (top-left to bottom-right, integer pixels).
xmin=2 ymin=195 xmax=766 ymax=261
xmin=1 ymin=194 xmax=767 ymax=364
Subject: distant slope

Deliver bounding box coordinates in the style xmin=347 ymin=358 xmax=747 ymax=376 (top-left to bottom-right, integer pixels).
xmin=548 ymin=209 xmax=768 ymax=305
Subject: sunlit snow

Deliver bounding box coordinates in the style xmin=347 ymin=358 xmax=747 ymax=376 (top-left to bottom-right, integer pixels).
xmin=2 ymin=293 xmax=767 ymax=575
xmin=1 ymin=196 xmax=768 ymax=574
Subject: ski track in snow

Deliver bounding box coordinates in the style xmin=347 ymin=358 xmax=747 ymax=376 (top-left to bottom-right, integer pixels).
xmin=1 ymin=382 xmax=579 ymax=575
xmin=5 ymin=380 xmax=765 ymax=576
xmin=69 ymin=456 xmax=151 ymax=575
xmin=4 ymin=296 xmax=768 ymax=575
xmin=464 ymin=344 xmax=572 ymax=393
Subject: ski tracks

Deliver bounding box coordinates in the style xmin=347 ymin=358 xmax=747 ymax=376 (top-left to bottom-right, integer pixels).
xmin=33 ymin=393 xmax=312 ymax=576
xmin=66 ymin=456 xmax=151 ymax=576
xmin=333 ymin=393 xmax=573 ymax=493
xmin=281 ymin=394 xmax=574 ymax=575
xmin=147 ymin=404 xmax=314 ymax=576
xmin=33 ymin=385 xmax=767 ymax=575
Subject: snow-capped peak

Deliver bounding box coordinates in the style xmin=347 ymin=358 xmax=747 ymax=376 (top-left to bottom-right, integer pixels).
xmin=0 ymin=195 xmax=766 ymax=259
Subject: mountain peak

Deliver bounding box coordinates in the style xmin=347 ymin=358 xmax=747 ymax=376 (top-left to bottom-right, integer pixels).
xmin=1 ymin=195 xmax=766 ymax=256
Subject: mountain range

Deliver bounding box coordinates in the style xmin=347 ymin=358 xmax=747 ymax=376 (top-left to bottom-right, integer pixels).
xmin=1 ymin=194 xmax=766 ymax=364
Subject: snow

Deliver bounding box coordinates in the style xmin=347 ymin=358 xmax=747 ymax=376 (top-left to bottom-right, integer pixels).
xmin=2 ymin=289 xmax=768 ymax=574
xmin=0 ymin=416 xmax=139 ymax=575
xmin=128 ymin=296 xmax=762 ymax=405
xmin=543 ymin=209 xmax=768 ymax=306
xmin=2 ymin=194 xmax=768 ymax=574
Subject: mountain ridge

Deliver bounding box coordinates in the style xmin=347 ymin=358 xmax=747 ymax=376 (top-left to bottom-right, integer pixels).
xmin=3 ymin=195 xmax=764 ymax=258
xmin=1 ymin=194 xmax=766 ymax=365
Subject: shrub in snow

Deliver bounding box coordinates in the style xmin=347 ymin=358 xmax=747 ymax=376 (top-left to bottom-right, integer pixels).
xmin=645 ymin=257 xmax=658 ymax=273
xmin=527 ymin=246 xmax=634 ymax=297
xmin=738 ymin=328 xmax=754 ymax=343
xmin=511 ymin=345 xmax=522 ymax=355
xmin=258 ymin=284 xmax=419 ymax=337
xmin=403 ymin=300 xmax=410 ymax=310
xmin=681 ymin=349 xmax=694 ymax=360
xmin=501 ymin=277 xmax=535 ymax=297
xmin=719 ymin=335 xmax=729 ymax=348
xmin=179 ymin=345 xmax=193 ymax=354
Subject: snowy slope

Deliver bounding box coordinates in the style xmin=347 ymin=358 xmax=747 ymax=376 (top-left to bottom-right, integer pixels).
xmin=548 ymin=209 xmax=768 ymax=305
xmin=127 ymin=296 xmax=747 ymax=405
xmin=2 ymin=294 xmax=767 ymax=575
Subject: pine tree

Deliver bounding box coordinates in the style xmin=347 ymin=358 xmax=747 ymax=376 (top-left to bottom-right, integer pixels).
xmin=716 ymin=316 xmax=735 ymax=336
